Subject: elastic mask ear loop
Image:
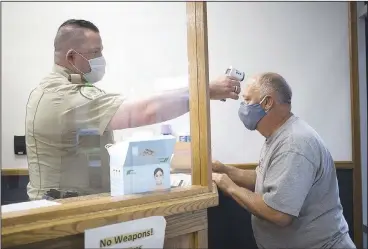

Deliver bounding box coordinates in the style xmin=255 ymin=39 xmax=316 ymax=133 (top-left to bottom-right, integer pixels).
xmin=66 ymin=49 xmax=92 ymax=85
xmin=260 ymin=96 xmax=272 ymax=113
xmin=67 ymin=49 xmax=87 ymax=75
xmin=73 ymin=50 xmax=89 ymax=61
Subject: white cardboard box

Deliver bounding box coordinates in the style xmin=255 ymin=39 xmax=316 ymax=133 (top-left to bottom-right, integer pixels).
xmin=106 ymin=135 xmax=176 ymax=196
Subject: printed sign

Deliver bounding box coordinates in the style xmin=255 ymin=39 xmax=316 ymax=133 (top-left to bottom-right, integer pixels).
xmin=84 ymin=216 xmax=166 ymax=249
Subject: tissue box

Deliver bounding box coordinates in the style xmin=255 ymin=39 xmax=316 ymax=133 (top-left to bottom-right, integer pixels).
xmin=106 ymin=135 xmax=176 ymax=196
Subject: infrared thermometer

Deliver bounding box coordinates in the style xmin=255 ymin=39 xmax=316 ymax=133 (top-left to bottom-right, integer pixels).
xmin=220 ymin=66 xmax=245 ymax=102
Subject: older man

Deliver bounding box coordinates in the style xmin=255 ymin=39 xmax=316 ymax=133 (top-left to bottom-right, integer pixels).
xmin=212 ymin=73 xmax=356 ymax=249
xmin=26 ymin=19 xmax=241 ymax=200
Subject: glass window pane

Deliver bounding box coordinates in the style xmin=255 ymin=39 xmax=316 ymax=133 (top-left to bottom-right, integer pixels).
xmin=1 ymin=2 xmax=193 ymax=205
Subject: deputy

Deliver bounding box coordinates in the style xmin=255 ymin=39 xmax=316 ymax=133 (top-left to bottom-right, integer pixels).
xmin=25 ymin=19 xmax=241 ymax=200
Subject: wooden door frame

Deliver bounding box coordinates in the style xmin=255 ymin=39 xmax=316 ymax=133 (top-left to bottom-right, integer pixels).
xmin=187 ymin=2 xmax=363 ymax=248
xmin=187 ymin=2 xmax=212 ymax=190
xmin=349 ymin=2 xmax=363 ymax=248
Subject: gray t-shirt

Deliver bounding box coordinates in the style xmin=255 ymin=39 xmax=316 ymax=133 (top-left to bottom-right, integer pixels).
xmin=252 ymin=115 xmax=355 ymax=249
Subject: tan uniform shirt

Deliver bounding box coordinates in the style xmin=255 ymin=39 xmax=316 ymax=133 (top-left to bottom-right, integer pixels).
xmin=26 ymin=65 xmax=124 ymax=200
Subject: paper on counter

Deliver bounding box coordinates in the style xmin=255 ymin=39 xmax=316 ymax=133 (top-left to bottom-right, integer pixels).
xmin=1 ymin=199 xmax=61 ymax=213
xmin=171 ymin=173 xmax=192 ymax=187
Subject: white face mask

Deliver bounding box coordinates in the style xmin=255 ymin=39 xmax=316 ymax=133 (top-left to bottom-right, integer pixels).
xmin=83 ymin=56 xmax=106 ymax=83
xmin=70 ymin=50 xmax=106 ymax=84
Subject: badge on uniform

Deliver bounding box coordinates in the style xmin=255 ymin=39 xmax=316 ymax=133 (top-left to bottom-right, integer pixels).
xmin=80 ymin=86 xmax=105 ymax=100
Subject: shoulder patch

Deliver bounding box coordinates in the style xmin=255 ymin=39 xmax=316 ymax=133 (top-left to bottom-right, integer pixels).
xmin=80 ymin=86 xmax=106 ymax=100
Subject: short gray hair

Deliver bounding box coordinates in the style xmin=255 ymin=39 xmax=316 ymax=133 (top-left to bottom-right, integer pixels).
xmin=257 ymin=72 xmax=292 ymax=104
xmin=54 ymin=19 xmax=100 ymax=58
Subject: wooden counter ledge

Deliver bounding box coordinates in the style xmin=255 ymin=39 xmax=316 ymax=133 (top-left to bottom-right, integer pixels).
xmin=2 ymin=184 xmax=218 ymax=248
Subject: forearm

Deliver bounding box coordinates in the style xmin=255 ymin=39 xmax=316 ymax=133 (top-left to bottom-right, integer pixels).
xmin=223 ymin=166 xmax=256 ymax=191
xmin=109 ymin=87 xmax=189 ymax=130
xmin=145 ymin=87 xmax=190 ymax=125
xmin=228 ymin=185 xmax=291 ymax=227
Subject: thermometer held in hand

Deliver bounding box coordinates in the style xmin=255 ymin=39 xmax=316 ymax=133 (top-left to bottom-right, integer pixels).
xmin=221 ymin=66 xmax=245 ymax=102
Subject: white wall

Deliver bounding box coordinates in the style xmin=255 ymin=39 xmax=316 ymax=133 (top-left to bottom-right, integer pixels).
xmin=1 ymin=2 xmax=355 ymax=171
xmin=357 ymin=2 xmax=368 ymax=227
xmin=207 ymin=2 xmax=352 ymax=163
xmin=1 ymin=2 xmax=190 ymax=168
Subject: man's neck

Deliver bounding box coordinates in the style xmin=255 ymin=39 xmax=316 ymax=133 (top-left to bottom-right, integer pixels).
xmin=54 ymin=56 xmax=76 ymax=74
xmin=258 ymin=110 xmax=292 ymax=138
xmin=55 ymin=62 xmax=72 ymax=72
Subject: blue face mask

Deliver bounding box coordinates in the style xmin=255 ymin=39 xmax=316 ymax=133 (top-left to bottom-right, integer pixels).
xmin=238 ymin=97 xmax=268 ymax=130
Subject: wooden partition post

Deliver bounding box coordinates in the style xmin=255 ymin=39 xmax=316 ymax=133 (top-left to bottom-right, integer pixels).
xmin=186 ymin=2 xmax=212 ymax=190
xmin=348 ymin=2 xmax=363 ymax=248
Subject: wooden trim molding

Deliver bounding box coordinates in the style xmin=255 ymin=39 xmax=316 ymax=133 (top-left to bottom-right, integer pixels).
xmin=348 ymin=2 xmax=363 ymax=248
xmin=2 ymin=186 xmax=208 ymax=224
xmin=0 ymin=161 xmax=355 ymax=176
xmin=227 ymin=161 xmax=355 ymax=170
xmin=1 ymin=168 xmax=29 ymax=176
xmin=187 ymin=2 xmax=212 ymax=189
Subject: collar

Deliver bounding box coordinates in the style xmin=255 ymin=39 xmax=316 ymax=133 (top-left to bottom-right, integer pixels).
xmin=52 ymin=64 xmax=85 ymax=84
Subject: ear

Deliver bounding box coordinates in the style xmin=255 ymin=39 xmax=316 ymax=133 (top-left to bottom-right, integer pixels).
xmin=65 ymin=50 xmax=75 ymax=62
xmin=263 ymin=96 xmax=274 ymax=111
